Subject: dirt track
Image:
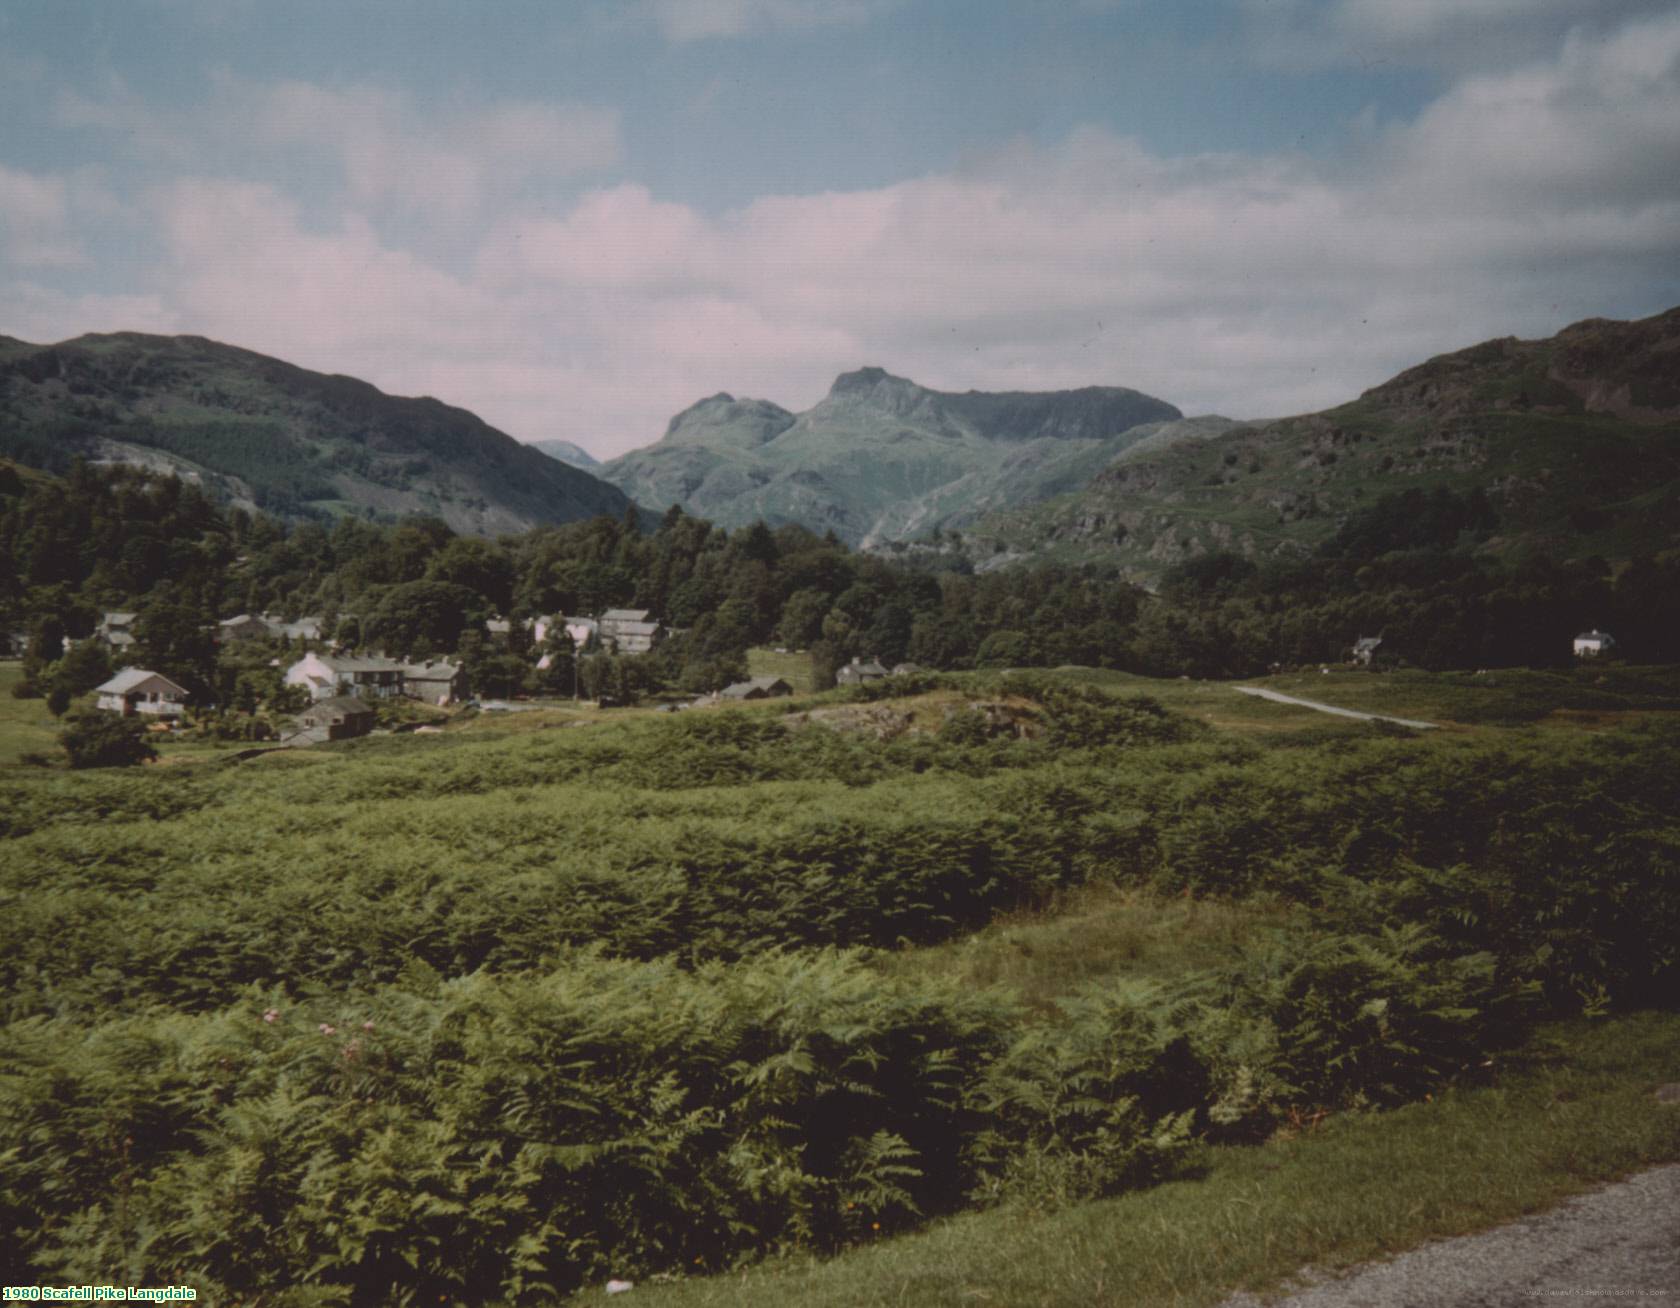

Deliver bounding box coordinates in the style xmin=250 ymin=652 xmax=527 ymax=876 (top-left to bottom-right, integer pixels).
xmin=1219 ymin=1163 xmax=1680 ymax=1307
xmin=1232 ymin=685 xmax=1438 ymax=730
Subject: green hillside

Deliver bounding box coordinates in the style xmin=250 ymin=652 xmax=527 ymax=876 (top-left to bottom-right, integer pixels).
xmin=0 ymin=332 xmax=636 ymax=536
xmin=963 ymin=307 xmax=1680 ymax=581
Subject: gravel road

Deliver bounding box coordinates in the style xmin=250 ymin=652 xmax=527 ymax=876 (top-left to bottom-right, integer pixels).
xmin=1218 ymin=1163 xmax=1680 ymax=1307
xmin=1232 ymin=685 xmax=1438 ymax=730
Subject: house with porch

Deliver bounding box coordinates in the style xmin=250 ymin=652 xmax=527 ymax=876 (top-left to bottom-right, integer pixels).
xmin=95 ymin=667 xmax=189 ymax=719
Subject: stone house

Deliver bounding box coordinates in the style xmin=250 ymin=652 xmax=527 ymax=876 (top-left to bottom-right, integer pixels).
xmin=295 ymin=694 xmax=376 ymax=740
xmin=836 ymin=656 xmax=889 ymax=686
xmin=98 ymin=612 xmax=138 ymax=653
xmin=599 ymin=609 xmax=664 ymax=655
xmin=399 ymin=659 xmax=467 ymax=706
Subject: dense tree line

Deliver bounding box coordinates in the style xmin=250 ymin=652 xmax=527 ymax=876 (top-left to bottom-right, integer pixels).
xmin=1151 ymin=487 xmax=1680 ymax=673
xmin=3 ymin=464 xmax=1677 ymax=710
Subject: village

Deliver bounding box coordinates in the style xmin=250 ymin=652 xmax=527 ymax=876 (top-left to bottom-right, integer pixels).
xmin=62 ymin=602 xmax=1624 ymax=758
xmin=65 ymin=603 xmax=935 ymax=751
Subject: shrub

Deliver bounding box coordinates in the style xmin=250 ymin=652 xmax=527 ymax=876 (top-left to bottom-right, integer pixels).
xmin=57 ymin=708 xmax=157 ymax=768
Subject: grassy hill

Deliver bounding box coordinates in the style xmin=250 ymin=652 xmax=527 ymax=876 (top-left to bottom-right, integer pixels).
xmin=957 ymin=307 xmax=1680 ymax=581
xmin=598 ymin=369 xmax=1182 ymax=546
xmin=0 ymin=332 xmax=636 ymax=536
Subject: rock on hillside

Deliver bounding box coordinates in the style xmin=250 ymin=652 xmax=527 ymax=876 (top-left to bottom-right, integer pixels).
xmin=598 ymin=368 xmax=1180 ymax=545
xmin=0 ymin=332 xmax=637 ymax=537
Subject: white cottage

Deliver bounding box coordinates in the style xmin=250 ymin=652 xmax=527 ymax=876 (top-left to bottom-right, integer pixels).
xmin=1573 ymin=629 xmax=1616 ymax=658
xmin=95 ymin=667 xmax=189 ymax=719
xmin=284 ymin=652 xmax=406 ymax=701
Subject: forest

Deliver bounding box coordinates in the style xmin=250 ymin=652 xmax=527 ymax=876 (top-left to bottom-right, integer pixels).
xmin=4 ymin=463 xmax=1680 ymax=729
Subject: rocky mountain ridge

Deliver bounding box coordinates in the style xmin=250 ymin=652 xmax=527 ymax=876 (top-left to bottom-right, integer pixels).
xmin=598 ymin=367 xmax=1182 ymax=545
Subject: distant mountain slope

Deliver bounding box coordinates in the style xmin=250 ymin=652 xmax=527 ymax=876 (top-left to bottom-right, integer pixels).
xmin=529 ymin=439 xmax=601 ymax=470
xmin=960 ymin=307 xmax=1680 ymax=581
xmin=0 ymin=332 xmax=635 ymax=536
xmin=598 ymin=368 xmax=1181 ymax=545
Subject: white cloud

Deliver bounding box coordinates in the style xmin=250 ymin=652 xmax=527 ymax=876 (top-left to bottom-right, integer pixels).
xmin=149 ymin=177 xmax=507 ymax=377
xmin=0 ymin=282 xmax=177 ymax=343
xmin=0 ymin=163 xmax=83 ymax=267
xmin=244 ymin=79 xmax=621 ymax=219
xmin=57 ymin=75 xmax=621 ymax=233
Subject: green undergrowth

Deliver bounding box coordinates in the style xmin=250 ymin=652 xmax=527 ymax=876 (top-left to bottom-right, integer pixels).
xmin=1 ymin=670 xmax=1676 ymax=1299
xmin=610 ymin=1011 xmax=1680 ymax=1308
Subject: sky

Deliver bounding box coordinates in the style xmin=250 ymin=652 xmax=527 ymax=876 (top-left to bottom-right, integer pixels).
xmin=2 ymin=0 xmax=1678 ymax=459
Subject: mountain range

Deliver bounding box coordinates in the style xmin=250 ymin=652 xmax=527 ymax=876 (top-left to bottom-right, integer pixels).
xmin=595 ymin=368 xmax=1183 ymax=546
xmin=0 ymin=332 xmax=633 ymax=536
xmin=5 ymin=309 xmax=1676 ymax=578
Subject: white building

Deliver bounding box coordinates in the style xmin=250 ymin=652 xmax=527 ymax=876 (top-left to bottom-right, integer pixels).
xmin=1573 ymin=629 xmax=1616 ymax=658
xmin=95 ymin=667 xmax=189 ymax=719
xmin=284 ymin=652 xmax=406 ymax=701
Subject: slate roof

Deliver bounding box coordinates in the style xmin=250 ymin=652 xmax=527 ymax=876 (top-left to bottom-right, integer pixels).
xmin=602 ymin=608 xmax=652 ymax=622
xmin=95 ymin=667 xmax=189 ymax=696
xmin=317 ymin=654 xmax=404 ymax=674
xmin=399 ymin=660 xmax=463 ymax=681
xmin=719 ymin=676 xmax=793 ymax=699
xmin=305 ymin=694 xmax=374 ymax=719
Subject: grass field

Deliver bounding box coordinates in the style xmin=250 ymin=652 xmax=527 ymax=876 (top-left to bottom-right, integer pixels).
xmin=0 ymin=660 xmax=62 ymax=763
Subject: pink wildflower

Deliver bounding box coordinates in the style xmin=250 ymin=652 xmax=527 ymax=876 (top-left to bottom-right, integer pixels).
xmin=262 ymin=1009 xmax=280 ymax=1024
xmin=319 ymin=1022 xmax=337 ymax=1036
xmin=362 ymin=1020 xmax=375 ymax=1032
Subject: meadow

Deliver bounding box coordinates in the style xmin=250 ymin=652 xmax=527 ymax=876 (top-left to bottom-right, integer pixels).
xmin=1 ymin=662 xmax=1676 ymax=1303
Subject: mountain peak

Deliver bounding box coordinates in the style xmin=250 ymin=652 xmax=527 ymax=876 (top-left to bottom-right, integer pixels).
xmin=828 ymin=366 xmax=905 ymax=393
xmin=661 ymin=392 xmax=795 ymax=449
